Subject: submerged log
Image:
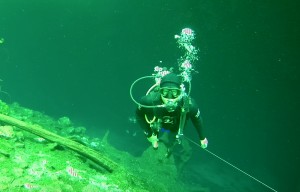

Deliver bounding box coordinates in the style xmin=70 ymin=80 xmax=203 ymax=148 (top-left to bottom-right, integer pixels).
xmin=0 ymin=113 xmax=118 ymax=173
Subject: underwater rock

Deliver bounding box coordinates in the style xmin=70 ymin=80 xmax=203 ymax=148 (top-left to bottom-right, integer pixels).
xmin=0 ymin=148 xmax=10 ymax=157
xmin=14 ymin=142 xmax=25 ymax=148
xmin=10 ymin=177 xmax=29 ymax=189
xmin=0 ymin=104 xmax=172 ymax=191
xmin=61 ymin=125 xmax=86 ymax=136
xmin=8 ymin=103 xmax=36 ymax=121
xmin=90 ymin=141 xmax=100 ymax=148
xmin=46 ymin=143 xmax=65 ymax=151
xmin=0 ymin=176 xmax=13 ymax=191
xmin=82 ymin=184 xmax=100 ymax=192
xmin=0 ymin=138 xmax=14 ymax=157
xmin=65 ymin=126 xmax=75 ymax=134
xmin=67 ymin=135 xmax=90 ymax=147
xmin=0 ymin=183 xmax=8 ymax=191
xmin=22 ymin=108 xmax=34 ymax=118
xmin=74 ymin=126 xmax=86 ymax=135
xmin=57 ymin=116 xmax=72 ymax=127
xmin=12 ymin=167 xmax=24 ymax=177
xmin=0 ymin=125 xmax=15 ymax=138
xmin=0 ymin=100 xmax=9 ymax=115
xmin=61 ymin=184 xmax=74 ymax=191
xmin=14 ymin=131 xmax=24 ymax=142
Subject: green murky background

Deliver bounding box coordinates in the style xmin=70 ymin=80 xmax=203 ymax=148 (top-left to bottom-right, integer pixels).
xmin=0 ymin=0 xmax=298 ymax=191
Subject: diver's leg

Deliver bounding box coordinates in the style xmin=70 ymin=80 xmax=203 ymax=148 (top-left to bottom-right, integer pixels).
xmin=168 ymin=136 xmax=192 ymax=175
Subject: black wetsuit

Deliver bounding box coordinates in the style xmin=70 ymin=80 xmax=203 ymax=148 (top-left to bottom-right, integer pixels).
xmin=136 ymin=91 xmax=205 ymax=140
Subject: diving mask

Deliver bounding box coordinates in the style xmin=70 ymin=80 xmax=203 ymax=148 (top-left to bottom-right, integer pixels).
xmin=160 ymin=88 xmax=182 ymax=99
xmin=160 ymin=88 xmax=183 ymax=112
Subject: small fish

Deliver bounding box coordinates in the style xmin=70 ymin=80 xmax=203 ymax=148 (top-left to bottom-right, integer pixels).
xmin=34 ymin=137 xmax=46 ymax=142
xmin=66 ymin=166 xmax=80 ymax=178
xmin=24 ymin=183 xmax=36 ymax=189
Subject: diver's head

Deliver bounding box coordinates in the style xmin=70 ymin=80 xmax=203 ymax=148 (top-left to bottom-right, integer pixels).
xmin=160 ymin=73 xmax=183 ymax=112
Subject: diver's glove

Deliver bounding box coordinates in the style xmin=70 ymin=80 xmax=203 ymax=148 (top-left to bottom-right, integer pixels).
xmin=200 ymin=138 xmax=208 ymax=149
xmin=147 ymin=134 xmax=159 ymax=149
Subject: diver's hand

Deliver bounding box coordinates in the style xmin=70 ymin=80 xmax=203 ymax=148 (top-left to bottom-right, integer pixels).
xmin=147 ymin=134 xmax=159 ymax=149
xmin=200 ymin=138 xmax=208 ymax=149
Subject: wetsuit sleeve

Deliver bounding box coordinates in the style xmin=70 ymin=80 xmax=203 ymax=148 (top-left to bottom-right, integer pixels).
xmin=188 ymin=98 xmax=205 ymax=140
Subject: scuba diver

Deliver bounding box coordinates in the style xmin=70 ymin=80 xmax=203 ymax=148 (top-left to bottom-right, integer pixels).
xmin=132 ymin=71 xmax=208 ymax=174
xmin=135 ymin=72 xmax=208 ymax=151
xmin=130 ymin=28 xmax=208 ymax=164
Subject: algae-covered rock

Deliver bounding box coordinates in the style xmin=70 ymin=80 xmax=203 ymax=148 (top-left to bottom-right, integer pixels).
xmin=58 ymin=116 xmax=72 ymax=127
xmin=82 ymin=184 xmax=99 ymax=192
xmin=74 ymin=126 xmax=86 ymax=135
xmin=0 ymin=137 xmax=14 ymax=157
xmin=0 ymin=125 xmax=15 ymax=138
xmin=65 ymin=126 xmax=75 ymax=134
xmin=0 ymin=183 xmax=8 ymax=191
xmin=13 ymin=167 xmax=25 ymax=177
xmin=15 ymin=131 xmax=25 ymax=142
xmin=0 ymin=101 xmax=183 ymax=192
xmin=0 ymin=176 xmax=12 ymax=191
xmin=0 ymin=100 xmax=9 ymax=115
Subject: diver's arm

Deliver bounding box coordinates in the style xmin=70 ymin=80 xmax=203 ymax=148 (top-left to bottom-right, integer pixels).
xmin=189 ymin=99 xmax=205 ymax=140
xmin=135 ymin=95 xmax=156 ymax=137
xmin=135 ymin=107 xmax=152 ymax=136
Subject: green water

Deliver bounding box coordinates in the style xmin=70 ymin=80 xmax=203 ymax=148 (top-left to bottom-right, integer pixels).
xmin=0 ymin=0 xmax=298 ymax=191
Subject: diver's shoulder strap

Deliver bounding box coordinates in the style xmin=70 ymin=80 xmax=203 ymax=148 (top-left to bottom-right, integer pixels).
xmin=177 ymin=96 xmax=190 ymax=143
xmin=182 ymin=95 xmax=191 ymax=112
